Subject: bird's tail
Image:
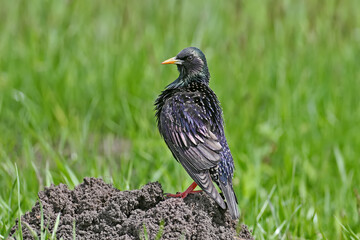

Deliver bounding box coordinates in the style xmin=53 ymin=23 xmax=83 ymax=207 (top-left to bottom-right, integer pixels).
xmin=182 ymin=164 xmax=227 ymax=210
xmin=202 ymin=178 xmax=227 ymax=210
xmin=220 ymin=181 xmax=240 ymax=219
xmin=193 ymin=171 xmax=227 ymax=210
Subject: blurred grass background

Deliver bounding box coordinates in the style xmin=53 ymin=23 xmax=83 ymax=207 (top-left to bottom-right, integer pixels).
xmin=1 ymin=0 xmax=360 ymax=239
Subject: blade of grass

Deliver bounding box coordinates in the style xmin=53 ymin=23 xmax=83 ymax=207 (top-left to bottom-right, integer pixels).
xmin=23 ymin=221 xmax=39 ymax=240
xmin=15 ymin=164 xmax=23 ymax=240
xmin=40 ymin=200 xmax=44 ymax=240
xmin=142 ymin=224 xmax=149 ymax=240
xmin=155 ymin=220 xmax=165 ymax=240
xmin=51 ymin=213 xmax=61 ymax=239
xmin=336 ymin=217 xmax=360 ymax=240
xmin=72 ymin=220 xmax=76 ymax=240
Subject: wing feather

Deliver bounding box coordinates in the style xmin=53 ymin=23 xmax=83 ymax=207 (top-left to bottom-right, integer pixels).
xmin=158 ymin=92 xmax=227 ymax=208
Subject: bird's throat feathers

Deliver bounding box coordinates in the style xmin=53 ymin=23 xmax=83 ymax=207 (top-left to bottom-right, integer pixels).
xmin=167 ymin=70 xmax=210 ymax=89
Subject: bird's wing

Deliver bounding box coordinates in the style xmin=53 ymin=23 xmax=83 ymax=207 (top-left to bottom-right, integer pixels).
xmin=160 ymin=93 xmax=223 ymax=172
xmin=160 ymin=93 xmax=226 ymax=209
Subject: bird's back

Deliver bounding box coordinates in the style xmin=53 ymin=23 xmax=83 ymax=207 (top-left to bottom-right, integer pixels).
xmin=155 ymin=81 xmax=238 ymax=219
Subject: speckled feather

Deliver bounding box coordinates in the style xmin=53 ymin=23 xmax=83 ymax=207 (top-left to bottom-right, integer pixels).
xmin=155 ymin=47 xmax=239 ymax=219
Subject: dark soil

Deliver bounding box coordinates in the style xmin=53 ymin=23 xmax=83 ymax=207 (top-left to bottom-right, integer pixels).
xmin=10 ymin=177 xmax=253 ymax=240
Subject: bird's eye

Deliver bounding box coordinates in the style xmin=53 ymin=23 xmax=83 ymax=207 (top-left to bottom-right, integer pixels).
xmin=187 ymin=56 xmax=193 ymax=61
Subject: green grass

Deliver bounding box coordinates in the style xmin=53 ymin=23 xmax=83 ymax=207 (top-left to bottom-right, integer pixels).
xmin=1 ymin=0 xmax=360 ymax=239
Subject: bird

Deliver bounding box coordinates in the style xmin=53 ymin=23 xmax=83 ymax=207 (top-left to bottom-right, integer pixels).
xmin=155 ymin=47 xmax=240 ymax=219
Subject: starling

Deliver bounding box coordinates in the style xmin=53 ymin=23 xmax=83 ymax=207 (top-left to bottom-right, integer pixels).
xmin=155 ymin=47 xmax=240 ymax=219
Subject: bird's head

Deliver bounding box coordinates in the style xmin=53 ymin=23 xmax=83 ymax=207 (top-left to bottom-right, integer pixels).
xmin=162 ymin=47 xmax=210 ymax=86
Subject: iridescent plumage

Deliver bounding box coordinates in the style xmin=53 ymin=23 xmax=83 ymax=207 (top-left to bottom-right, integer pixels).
xmin=155 ymin=47 xmax=239 ymax=219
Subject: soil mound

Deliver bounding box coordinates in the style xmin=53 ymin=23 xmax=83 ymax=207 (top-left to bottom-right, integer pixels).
xmin=10 ymin=177 xmax=253 ymax=240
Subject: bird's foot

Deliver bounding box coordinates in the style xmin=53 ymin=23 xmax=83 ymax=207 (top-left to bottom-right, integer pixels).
xmin=165 ymin=182 xmax=202 ymax=199
xmin=166 ymin=190 xmax=202 ymax=199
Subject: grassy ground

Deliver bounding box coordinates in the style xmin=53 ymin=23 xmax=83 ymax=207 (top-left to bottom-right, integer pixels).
xmin=1 ymin=0 xmax=360 ymax=239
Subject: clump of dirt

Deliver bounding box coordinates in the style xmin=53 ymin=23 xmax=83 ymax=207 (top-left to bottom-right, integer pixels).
xmin=10 ymin=177 xmax=253 ymax=240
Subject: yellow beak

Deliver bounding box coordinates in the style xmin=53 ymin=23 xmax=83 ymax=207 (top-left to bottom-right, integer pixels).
xmin=161 ymin=57 xmax=183 ymax=65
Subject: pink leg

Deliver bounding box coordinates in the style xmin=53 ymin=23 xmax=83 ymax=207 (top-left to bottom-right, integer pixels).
xmin=166 ymin=182 xmax=202 ymax=198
